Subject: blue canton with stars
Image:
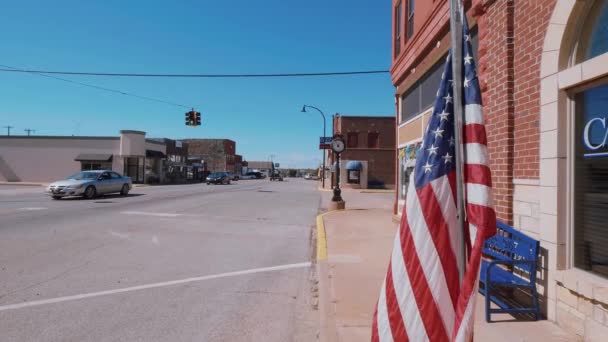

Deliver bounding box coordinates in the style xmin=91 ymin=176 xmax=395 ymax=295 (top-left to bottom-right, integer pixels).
xmin=414 ymin=15 xmax=481 ymax=189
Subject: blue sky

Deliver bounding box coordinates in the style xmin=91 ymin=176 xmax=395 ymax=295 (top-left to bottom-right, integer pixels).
xmin=1 ymin=0 xmax=394 ymax=168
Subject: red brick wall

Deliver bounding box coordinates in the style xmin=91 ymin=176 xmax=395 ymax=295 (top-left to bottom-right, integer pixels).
xmin=512 ymin=0 xmax=556 ymax=179
xmin=333 ymin=116 xmax=396 ymax=187
xmin=475 ymin=0 xmax=515 ymax=223
xmin=474 ymin=0 xmax=555 ymax=222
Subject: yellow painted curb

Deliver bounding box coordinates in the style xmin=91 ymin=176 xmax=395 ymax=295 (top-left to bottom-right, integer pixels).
xmin=316 ymin=214 xmax=328 ymax=261
xmin=316 ymin=209 xmax=369 ymax=261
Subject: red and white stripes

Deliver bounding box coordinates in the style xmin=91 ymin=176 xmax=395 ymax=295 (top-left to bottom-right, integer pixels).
xmin=371 ymin=98 xmax=496 ymax=342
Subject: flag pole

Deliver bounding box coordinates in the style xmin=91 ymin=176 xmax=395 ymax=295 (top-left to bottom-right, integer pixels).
xmin=449 ymin=0 xmax=467 ymax=284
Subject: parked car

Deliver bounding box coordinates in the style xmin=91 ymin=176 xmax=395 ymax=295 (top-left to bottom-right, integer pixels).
xmin=226 ymin=172 xmax=239 ymax=181
xmin=242 ymin=171 xmax=265 ymax=179
xmin=304 ymin=173 xmax=319 ymax=180
xmin=47 ymin=170 xmax=132 ymax=199
xmin=269 ymin=170 xmax=283 ymax=181
xmin=206 ymin=172 xmax=231 ymax=185
xmin=240 ymin=173 xmax=256 ymax=180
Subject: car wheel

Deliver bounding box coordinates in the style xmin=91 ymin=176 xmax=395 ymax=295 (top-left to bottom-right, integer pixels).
xmin=207 ymin=182 xmax=210 ymax=185
xmin=84 ymin=186 xmax=96 ymax=199
xmin=52 ymin=196 xmax=61 ymax=200
xmin=120 ymin=184 xmax=130 ymax=196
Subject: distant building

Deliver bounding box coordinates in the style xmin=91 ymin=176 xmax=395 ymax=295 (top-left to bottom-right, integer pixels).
xmin=148 ymin=138 xmax=191 ymax=183
xmin=246 ymin=161 xmax=274 ymax=176
xmin=0 ymin=130 xmax=166 ymax=183
xmin=328 ymin=114 xmax=396 ymax=189
xmin=183 ymin=139 xmax=236 ymax=173
xmin=235 ymin=154 xmax=243 ymax=175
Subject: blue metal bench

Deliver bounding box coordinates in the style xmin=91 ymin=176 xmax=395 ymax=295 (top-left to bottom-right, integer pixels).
xmin=479 ymin=221 xmax=541 ymax=322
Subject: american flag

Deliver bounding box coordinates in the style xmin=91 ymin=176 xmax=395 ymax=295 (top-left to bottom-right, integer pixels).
xmin=372 ymin=16 xmax=496 ymax=342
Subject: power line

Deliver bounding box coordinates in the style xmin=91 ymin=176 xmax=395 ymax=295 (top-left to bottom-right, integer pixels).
xmin=0 ymin=64 xmax=191 ymax=109
xmin=0 ymin=68 xmax=389 ymax=78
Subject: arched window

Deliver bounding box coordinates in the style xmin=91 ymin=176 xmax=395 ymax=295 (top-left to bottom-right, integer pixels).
xmin=570 ymin=1 xmax=608 ymax=278
xmin=578 ymin=1 xmax=608 ymax=62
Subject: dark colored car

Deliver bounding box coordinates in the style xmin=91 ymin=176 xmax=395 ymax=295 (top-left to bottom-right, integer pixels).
xmin=269 ymin=170 xmax=283 ymax=181
xmin=243 ymin=171 xmax=265 ymax=179
xmin=206 ymin=172 xmax=231 ymax=185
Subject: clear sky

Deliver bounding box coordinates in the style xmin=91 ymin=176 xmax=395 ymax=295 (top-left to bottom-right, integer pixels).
xmin=1 ymin=0 xmax=394 ymax=168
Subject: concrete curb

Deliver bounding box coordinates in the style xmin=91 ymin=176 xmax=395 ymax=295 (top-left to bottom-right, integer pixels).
xmin=0 ymin=182 xmax=46 ymax=187
xmin=360 ymin=189 xmax=394 ymax=194
xmin=316 ymin=210 xmax=340 ymax=342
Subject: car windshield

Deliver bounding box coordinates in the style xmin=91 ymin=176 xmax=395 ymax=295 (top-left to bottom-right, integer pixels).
xmin=210 ymin=172 xmax=224 ymax=177
xmin=67 ymin=171 xmax=100 ymax=180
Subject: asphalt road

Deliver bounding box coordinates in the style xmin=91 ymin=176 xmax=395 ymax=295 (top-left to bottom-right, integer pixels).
xmin=0 ymin=179 xmax=321 ymax=341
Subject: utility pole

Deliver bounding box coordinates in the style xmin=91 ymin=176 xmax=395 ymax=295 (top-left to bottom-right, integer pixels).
xmin=24 ymin=128 xmax=36 ymax=136
xmin=3 ymin=125 xmax=13 ymax=136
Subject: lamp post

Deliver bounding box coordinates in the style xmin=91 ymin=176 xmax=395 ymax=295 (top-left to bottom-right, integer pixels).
xmin=301 ymin=105 xmax=327 ymax=188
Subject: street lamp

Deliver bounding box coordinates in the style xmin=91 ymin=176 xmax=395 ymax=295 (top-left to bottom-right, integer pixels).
xmin=301 ymin=105 xmax=327 ymax=188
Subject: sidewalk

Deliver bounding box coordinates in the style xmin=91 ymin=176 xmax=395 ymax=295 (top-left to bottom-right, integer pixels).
xmin=315 ymin=190 xmax=580 ymax=341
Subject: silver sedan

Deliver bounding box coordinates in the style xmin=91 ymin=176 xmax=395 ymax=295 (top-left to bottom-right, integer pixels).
xmin=46 ymin=170 xmax=132 ymax=199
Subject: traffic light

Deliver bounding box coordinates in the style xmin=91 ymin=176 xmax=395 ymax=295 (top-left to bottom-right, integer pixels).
xmin=185 ymin=110 xmax=200 ymax=126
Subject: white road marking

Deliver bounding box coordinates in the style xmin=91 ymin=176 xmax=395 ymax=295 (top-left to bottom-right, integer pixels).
xmin=121 ymin=211 xmax=181 ymax=217
xmin=0 ymin=262 xmax=311 ymax=312
xmin=17 ymin=207 xmax=48 ymax=211
xmin=109 ymin=231 xmax=130 ymax=239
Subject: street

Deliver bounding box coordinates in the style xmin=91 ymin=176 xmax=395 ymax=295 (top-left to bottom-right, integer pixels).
xmin=0 ymin=179 xmax=320 ymax=341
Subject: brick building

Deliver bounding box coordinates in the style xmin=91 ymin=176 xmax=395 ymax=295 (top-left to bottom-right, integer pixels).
xmin=391 ymin=0 xmax=608 ymax=338
xmin=328 ymin=114 xmax=395 ymax=189
xmin=182 ymin=139 xmax=236 ymax=173
xmin=235 ymin=154 xmax=243 ymax=175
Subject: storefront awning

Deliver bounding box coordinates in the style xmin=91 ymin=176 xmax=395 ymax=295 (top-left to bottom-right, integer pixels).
xmin=346 ymin=160 xmax=363 ymax=170
xmin=146 ymin=150 xmax=166 ymax=158
xmin=74 ymin=153 xmax=113 ymax=162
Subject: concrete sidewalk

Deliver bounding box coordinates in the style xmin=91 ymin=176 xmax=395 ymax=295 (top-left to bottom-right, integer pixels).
xmin=315 ymin=190 xmax=580 ymax=341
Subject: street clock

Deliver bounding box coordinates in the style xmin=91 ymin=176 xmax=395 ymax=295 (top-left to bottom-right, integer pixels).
xmin=330 ymin=136 xmax=345 ymax=154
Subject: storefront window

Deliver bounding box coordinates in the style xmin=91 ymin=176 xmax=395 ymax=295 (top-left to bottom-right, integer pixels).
xmin=398 ymin=142 xmax=420 ymax=202
xmin=574 ymin=83 xmax=608 ymax=278
xmin=347 ymin=170 xmax=360 ymax=184
xmin=124 ymin=157 xmax=144 ymax=183
xmin=80 ymin=161 xmax=111 ymax=171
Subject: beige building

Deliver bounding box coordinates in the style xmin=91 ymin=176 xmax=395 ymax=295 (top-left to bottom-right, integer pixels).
xmin=0 ymin=130 xmax=165 ymax=183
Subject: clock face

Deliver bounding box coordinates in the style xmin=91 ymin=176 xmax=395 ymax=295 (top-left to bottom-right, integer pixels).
xmin=331 ymin=139 xmax=345 ymax=153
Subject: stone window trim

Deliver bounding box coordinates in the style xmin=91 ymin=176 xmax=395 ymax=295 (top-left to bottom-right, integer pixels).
xmin=540 ymin=0 xmax=608 ymax=282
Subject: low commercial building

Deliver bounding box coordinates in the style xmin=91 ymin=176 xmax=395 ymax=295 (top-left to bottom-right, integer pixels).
xmin=327 ymin=114 xmax=396 ymax=189
xmin=246 ymin=161 xmax=274 ymax=176
xmin=0 ymin=130 xmax=167 ymax=183
xmin=147 ymin=138 xmax=191 ymax=183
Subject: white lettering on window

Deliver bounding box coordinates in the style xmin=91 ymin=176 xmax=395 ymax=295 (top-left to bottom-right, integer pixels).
xmin=583 ymin=117 xmax=608 ymax=150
